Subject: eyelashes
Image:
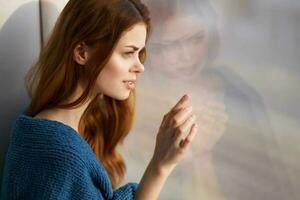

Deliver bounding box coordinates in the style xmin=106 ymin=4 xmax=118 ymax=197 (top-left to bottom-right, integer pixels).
xmin=123 ymin=52 xmax=134 ymax=58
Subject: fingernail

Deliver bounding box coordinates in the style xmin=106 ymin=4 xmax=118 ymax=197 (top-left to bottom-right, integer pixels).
xmin=183 ymin=94 xmax=189 ymax=100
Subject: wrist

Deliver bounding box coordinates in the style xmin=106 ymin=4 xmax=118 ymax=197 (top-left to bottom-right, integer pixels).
xmin=148 ymin=158 xmax=175 ymax=176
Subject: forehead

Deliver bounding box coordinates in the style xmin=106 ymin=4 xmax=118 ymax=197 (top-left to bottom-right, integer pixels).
xmin=117 ymin=23 xmax=147 ymax=47
xmin=153 ymin=14 xmax=206 ymax=43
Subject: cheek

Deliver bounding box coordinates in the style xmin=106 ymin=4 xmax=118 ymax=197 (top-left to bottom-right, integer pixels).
xmin=103 ymin=56 xmax=126 ymax=78
xmin=95 ymin=55 xmax=128 ymax=90
xmin=191 ymin=43 xmax=208 ymax=63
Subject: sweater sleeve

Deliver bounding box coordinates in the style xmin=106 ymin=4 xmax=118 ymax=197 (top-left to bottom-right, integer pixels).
xmin=112 ymin=182 xmax=139 ymax=200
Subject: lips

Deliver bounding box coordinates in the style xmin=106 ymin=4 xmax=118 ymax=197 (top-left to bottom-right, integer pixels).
xmin=123 ymin=80 xmax=136 ymax=90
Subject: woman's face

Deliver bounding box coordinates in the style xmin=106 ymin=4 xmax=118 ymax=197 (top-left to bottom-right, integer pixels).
xmin=94 ymin=23 xmax=147 ymax=100
xmin=149 ymin=14 xmax=209 ymax=80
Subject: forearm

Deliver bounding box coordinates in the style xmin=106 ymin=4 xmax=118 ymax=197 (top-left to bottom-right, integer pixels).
xmin=135 ymin=160 xmax=173 ymax=200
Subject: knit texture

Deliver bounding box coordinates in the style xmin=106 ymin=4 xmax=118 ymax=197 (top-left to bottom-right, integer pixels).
xmin=1 ymin=114 xmax=138 ymax=200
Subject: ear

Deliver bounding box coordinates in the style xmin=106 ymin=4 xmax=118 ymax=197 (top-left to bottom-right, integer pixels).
xmin=73 ymin=42 xmax=90 ymax=65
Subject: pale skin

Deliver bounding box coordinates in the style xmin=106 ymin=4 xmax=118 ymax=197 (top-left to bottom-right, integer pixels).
xmin=34 ymin=23 xmax=198 ymax=200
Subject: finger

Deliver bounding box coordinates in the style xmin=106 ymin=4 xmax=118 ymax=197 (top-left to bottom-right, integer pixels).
xmin=172 ymin=106 xmax=193 ymax=127
xmin=180 ymin=114 xmax=196 ymax=133
xmin=174 ymin=114 xmax=196 ymax=142
xmin=170 ymin=94 xmax=189 ymax=115
xmin=180 ymin=123 xmax=198 ymax=149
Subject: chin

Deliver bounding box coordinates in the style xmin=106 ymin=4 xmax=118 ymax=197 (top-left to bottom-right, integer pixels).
xmin=110 ymin=91 xmax=131 ymax=101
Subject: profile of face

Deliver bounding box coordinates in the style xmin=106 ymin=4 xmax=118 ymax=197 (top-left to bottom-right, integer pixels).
xmin=149 ymin=14 xmax=209 ymax=81
xmin=75 ymin=23 xmax=147 ymax=101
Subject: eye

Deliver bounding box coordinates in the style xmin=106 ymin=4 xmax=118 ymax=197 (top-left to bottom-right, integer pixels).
xmin=124 ymin=52 xmax=135 ymax=57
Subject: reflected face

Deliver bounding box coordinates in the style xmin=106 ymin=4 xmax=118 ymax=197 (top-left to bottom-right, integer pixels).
xmin=149 ymin=14 xmax=208 ymax=80
xmin=94 ymin=23 xmax=146 ymax=100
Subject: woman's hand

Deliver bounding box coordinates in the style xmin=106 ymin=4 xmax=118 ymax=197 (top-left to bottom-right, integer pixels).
xmin=151 ymin=94 xmax=198 ymax=173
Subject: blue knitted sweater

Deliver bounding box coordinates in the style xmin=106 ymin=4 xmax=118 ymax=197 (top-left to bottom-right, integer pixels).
xmin=1 ymin=114 xmax=138 ymax=199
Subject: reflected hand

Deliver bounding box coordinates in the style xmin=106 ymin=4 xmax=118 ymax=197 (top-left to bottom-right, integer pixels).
xmin=196 ymin=100 xmax=228 ymax=153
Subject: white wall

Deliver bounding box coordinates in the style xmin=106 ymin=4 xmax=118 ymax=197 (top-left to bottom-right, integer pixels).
xmin=0 ymin=0 xmax=69 ymax=186
xmin=40 ymin=0 xmax=69 ymax=43
xmin=0 ymin=0 xmax=40 ymax=187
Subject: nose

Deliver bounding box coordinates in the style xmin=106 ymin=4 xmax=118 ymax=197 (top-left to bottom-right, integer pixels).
xmin=130 ymin=59 xmax=145 ymax=73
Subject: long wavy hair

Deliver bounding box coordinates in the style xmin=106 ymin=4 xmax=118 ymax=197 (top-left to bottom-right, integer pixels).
xmin=25 ymin=0 xmax=151 ymax=189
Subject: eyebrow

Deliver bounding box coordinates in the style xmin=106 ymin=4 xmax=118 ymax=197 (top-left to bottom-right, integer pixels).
xmin=124 ymin=45 xmax=145 ymax=51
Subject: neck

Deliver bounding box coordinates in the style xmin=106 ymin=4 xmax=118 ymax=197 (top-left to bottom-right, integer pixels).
xmin=34 ymin=82 xmax=96 ymax=134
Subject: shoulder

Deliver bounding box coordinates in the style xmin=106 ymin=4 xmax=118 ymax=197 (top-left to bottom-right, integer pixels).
xmin=8 ymin=114 xmax=87 ymax=167
xmin=8 ymin=113 xmax=98 ymax=166
xmin=8 ymin=113 xmax=111 ymax=175
xmin=2 ymin=140 xmax=110 ymax=199
xmin=3 ymin=113 xmax=116 ymax=197
xmin=13 ymin=114 xmax=84 ymax=146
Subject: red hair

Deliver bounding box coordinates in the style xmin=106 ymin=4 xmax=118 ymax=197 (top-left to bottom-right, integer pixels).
xmin=25 ymin=0 xmax=151 ymax=189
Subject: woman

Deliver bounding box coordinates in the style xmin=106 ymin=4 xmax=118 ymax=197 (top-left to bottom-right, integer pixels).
xmin=1 ymin=0 xmax=198 ymax=199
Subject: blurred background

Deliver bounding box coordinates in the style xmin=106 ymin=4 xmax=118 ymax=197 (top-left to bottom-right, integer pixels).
xmin=1 ymin=0 xmax=299 ymax=199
